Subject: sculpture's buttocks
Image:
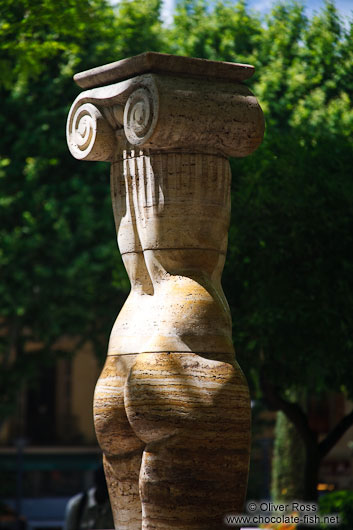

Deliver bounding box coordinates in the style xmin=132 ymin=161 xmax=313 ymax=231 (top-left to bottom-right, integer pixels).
xmin=67 ymin=52 xmax=264 ymax=530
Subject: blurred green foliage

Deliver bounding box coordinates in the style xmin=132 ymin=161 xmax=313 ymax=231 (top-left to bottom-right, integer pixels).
xmin=319 ymin=490 xmax=353 ymax=529
xmin=1 ymin=0 xmax=353 ymax=497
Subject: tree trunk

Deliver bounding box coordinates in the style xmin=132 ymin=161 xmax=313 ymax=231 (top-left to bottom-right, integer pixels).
xmin=303 ymin=447 xmax=320 ymax=502
xmin=271 ymin=411 xmax=306 ymax=501
xmin=260 ymin=366 xmax=353 ymax=504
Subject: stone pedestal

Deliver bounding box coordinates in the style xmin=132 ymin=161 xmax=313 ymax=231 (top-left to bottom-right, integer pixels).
xmin=67 ymin=52 xmax=264 ymax=530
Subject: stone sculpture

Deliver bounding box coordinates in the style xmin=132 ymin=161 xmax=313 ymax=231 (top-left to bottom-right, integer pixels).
xmin=67 ymin=52 xmax=264 ymax=530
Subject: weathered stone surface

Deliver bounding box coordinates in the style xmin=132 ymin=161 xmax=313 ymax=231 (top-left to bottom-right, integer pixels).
xmin=73 ymin=51 xmax=255 ymax=89
xmin=67 ymin=73 xmax=264 ymax=159
xmin=66 ymin=52 xmax=264 ymax=529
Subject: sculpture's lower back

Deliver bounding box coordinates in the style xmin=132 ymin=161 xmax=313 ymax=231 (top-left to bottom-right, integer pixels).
xmin=67 ymin=52 xmax=264 ymax=529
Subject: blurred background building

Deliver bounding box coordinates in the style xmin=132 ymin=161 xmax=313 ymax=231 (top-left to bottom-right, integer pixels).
xmin=0 ymin=342 xmax=102 ymax=529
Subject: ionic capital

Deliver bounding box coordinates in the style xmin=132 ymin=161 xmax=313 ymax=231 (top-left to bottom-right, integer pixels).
xmin=66 ymin=52 xmax=264 ymax=160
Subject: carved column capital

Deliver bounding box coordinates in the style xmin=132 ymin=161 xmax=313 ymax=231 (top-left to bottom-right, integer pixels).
xmin=67 ymin=51 xmax=264 ymax=160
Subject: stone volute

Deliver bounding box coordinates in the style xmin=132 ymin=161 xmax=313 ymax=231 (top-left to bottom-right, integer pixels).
xmin=67 ymin=52 xmax=264 ymax=530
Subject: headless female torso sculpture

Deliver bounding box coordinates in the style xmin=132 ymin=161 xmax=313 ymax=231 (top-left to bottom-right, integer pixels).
xmin=67 ymin=53 xmax=264 ymax=530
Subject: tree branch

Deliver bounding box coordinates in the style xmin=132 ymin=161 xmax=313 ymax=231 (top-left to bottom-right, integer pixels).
xmin=319 ymin=408 xmax=353 ymax=459
xmin=259 ymin=366 xmax=317 ymax=450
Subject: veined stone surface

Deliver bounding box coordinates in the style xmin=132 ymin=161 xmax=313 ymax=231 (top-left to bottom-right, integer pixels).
xmin=66 ymin=52 xmax=264 ymax=529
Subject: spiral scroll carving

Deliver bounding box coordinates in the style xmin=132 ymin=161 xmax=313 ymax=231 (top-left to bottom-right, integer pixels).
xmin=66 ymin=102 xmax=115 ymax=161
xmin=124 ymin=88 xmax=158 ymax=146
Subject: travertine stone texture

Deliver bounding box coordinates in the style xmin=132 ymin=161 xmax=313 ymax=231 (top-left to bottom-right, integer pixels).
xmin=66 ymin=52 xmax=264 ymax=529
